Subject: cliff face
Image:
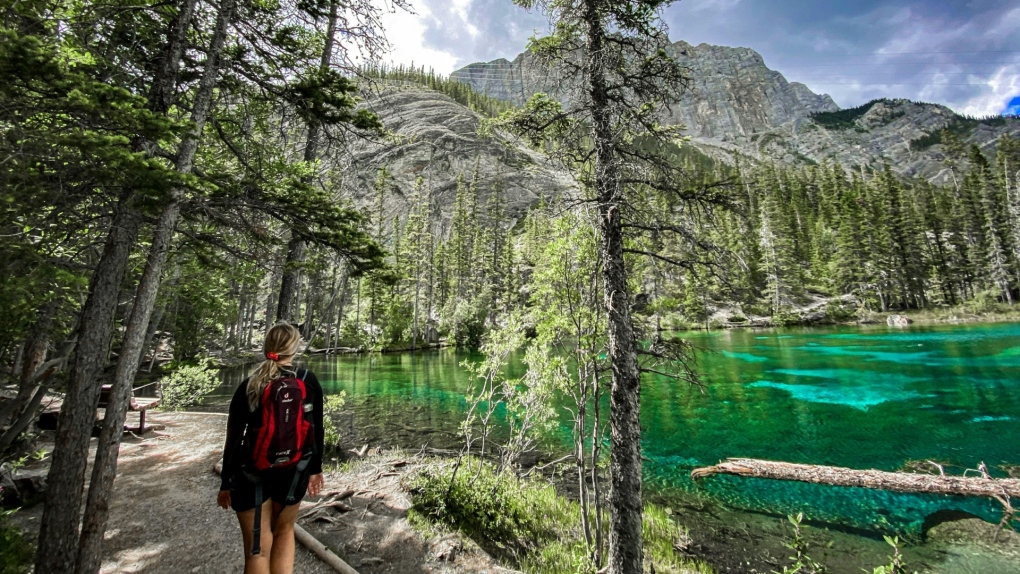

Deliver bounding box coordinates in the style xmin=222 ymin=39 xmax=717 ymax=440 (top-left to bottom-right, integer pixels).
xmin=345 ymin=85 xmax=575 ymax=222
xmin=733 ymin=99 xmax=1020 ymax=183
xmin=452 ymin=41 xmax=1020 ymax=180
xmin=453 ymin=40 xmax=840 ymax=141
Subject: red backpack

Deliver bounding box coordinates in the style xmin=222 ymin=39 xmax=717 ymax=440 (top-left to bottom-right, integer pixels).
xmin=251 ymin=369 xmax=312 ymax=471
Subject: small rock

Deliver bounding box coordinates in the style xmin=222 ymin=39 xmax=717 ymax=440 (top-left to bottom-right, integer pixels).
xmin=431 ymin=536 xmax=462 ymax=561
xmin=886 ymin=315 xmax=913 ymax=327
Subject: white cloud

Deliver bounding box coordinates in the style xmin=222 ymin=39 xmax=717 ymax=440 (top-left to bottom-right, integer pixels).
xmin=958 ymin=66 xmax=1020 ymax=117
xmin=374 ymin=1 xmax=460 ymax=74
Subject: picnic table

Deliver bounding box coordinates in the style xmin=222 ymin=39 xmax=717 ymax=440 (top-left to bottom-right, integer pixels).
xmin=98 ymin=385 xmax=162 ymax=433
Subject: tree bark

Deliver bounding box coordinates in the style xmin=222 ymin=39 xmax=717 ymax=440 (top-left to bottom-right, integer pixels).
xmin=34 ymin=1 xmax=198 ymax=568
xmin=691 ymin=458 xmax=1020 ymax=500
xmin=581 ymin=2 xmax=643 ymax=572
xmin=1 ymin=301 xmax=57 ymax=428
xmin=35 ymin=193 xmax=141 ymax=574
xmin=0 ymin=369 xmax=56 ymax=454
xmin=74 ymin=0 xmax=236 ymax=570
xmin=276 ymin=0 xmax=338 ymax=323
xmin=139 ymin=302 xmax=165 ymax=371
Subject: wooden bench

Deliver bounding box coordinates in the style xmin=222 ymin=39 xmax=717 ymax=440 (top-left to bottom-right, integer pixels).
xmin=98 ymin=385 xmax=162 ymax=434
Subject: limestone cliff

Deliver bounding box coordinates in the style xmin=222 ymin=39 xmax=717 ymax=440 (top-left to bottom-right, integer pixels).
xmin=452 ymin=41 xmax=1020 ymax=180
xmin=345 ymin=84 xmax=575 ymax=223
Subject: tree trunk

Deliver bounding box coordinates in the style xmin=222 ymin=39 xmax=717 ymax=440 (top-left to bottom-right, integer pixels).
xmin=0 ymin=370 xmax=55 ymax=454
xmin=277 ymin=236 xmax=306 ymax=323
xmin=277 ymin=0 xmax=338 ymax=323
xmin=34 ymin=0 xmax=197 ymax=568
xmin=2 ymin=301 xmax=58 ymax=428
xmin=35 ymin=193 xmax=141 ymax=574
xmin=581 ymin=2 xmax=643 ymax=572
xmin=74 ymin=0 xmax=235 ymax=570
xmin=139 ymin=302 xmax=166 ymax=371
xmin=691 ymin=458 xmax=1020 ymax=500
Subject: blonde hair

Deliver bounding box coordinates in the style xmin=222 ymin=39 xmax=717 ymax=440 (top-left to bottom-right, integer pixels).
xmin=247 ymin=323 xmax=302 ymax=411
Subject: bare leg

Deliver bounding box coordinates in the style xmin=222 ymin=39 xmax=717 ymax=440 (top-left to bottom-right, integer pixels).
xmin=269 ymin=501 xmax=300 ymax=574
xmin=236 ymin=500 xmax=274 ymax=574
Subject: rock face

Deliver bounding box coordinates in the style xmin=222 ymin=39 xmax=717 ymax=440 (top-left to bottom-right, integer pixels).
xmin=452 ymin=42 xmax=1020 ymax=180
xmin=453 ymin=40 xmax=839 ymax=141
xmin=732 ymin=98 xmax=1020 ymax=184
xmin=346 ymin=84 xmax=575 ymax=224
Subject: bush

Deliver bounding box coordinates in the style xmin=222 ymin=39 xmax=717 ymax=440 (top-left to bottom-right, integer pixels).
xmin=965 ymin=289 xmax=1010 ymax=315
xmin=441 ymin=292 xmax=491 ymax=349
xmin=824 ymin=300 xmax=858 ymax=323
xmin=408 ymin=459 xmax=712 ymax=574
xmin=322 ymin=392 xmax=347 ymax=451
xmin=0 ymin=509 xmax=32 ymax=574
xmin=158 ymin=363 xmax=220 ymax=410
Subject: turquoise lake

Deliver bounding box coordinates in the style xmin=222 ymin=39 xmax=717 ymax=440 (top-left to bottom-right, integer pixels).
xmin=216 ymin=322 xmax=1020 ymax=537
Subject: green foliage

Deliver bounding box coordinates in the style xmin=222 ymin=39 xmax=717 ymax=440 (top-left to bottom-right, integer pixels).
xmin=910 ymin=116 xmax=1017 ymax=151
xmin=810 ymin=100 xmax=887 ymax=130
xmin=442 ymin=295 xmax=490 ymax=349
xmin=871 ymin=536 xmax=914 ymax=574
xmin=322 ymin=392 xmax=347 ymax=451
xmin=158 ymin=363 xmax=221 ymax=411
xmin=361 ymin=63 xmax=515 ymax=118
xmin=775 ymin=513 xmax=827 ymax=574
xmin=408 ymin=459 xmax=712 ymax=574
xmin=0 ymin=509 xmax=33 ymax=574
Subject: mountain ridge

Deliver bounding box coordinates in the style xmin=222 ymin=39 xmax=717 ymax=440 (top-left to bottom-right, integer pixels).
xmin=451 ymin=39 xmax=1020 ymax=181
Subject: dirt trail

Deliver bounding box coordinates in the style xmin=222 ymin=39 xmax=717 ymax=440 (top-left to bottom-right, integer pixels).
xmin=12 ymin=411 xmax=513 ymax=574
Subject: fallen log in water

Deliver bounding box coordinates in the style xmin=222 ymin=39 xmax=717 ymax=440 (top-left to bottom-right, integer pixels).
xmin=691 ymin=458 xmax=1020 ymax=501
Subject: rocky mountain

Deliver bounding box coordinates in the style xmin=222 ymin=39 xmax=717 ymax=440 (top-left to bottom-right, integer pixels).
xmin=452 ymin=41 xmax=1020 ymax=181
xmin=346 ymin=84 xmax=575 ymax=223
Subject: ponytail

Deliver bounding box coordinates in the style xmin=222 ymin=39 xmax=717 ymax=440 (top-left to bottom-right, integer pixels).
xmin=247 ymin=323 xmax=302 ymax=411
xmin=246 ymin=360 xmax=283 ymax=411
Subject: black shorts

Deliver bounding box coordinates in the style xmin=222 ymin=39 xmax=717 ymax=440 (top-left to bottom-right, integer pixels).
xmin=229 ymin=467 xmax=309 ymax=512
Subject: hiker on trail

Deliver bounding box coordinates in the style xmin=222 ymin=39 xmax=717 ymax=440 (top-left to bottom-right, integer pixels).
xmin=218 ymin=323 xmax=325 ymax=574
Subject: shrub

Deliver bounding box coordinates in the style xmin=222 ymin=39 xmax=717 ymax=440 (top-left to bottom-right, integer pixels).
xmin=0 ymin=509 xmax=32 ymax=574
xmin=158 ymin=362 xmax=220 ymax=410
xmin=322 ymin=392 xmax=347 ymax=451
xmin=824 ymin=300 xmax=858 ymax=323
xmin=409 ymin=459 xmax=712 ymax=574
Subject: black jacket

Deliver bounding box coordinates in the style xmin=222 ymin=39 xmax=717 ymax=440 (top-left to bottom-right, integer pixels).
xmin=220 ymin=366 xmax=325 ymax=490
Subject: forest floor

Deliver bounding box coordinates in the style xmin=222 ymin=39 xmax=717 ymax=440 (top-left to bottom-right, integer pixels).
xmin=8 ymin=411 xmax=516 ymax=574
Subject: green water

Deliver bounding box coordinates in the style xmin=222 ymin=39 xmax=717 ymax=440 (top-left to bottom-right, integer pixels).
xmin=217 ymin=322 xmax=1020 ymax=536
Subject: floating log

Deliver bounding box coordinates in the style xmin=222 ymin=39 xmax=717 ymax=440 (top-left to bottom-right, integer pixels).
xmin=691 ymin=458 xmax=1020 ymax=500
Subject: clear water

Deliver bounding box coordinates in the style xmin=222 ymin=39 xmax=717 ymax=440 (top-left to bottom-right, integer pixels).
xmin=215 ymin=322 xmax=1020 ymax=536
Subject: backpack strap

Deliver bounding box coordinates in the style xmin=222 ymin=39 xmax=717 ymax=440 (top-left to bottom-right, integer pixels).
xmin=249 ymin=473 xmax=264 ymax=555
xmin=285 ymin=455 xmax=312 ymax=503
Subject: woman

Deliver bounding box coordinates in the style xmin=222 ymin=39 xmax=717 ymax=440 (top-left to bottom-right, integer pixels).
xmin=218 ymin=323 xmax=325 ymax=574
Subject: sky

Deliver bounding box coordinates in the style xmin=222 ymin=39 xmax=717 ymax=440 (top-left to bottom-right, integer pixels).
xmin=375 ymin=0 xmax=1020 ymax=116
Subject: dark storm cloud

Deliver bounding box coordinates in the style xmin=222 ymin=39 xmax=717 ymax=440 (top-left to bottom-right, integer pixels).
xmin=407 ymin=0 xmax=1019 ymax=114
